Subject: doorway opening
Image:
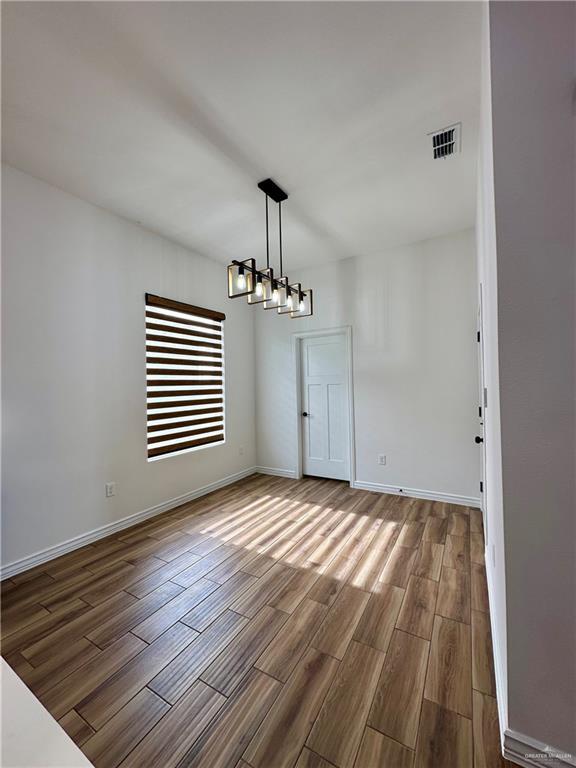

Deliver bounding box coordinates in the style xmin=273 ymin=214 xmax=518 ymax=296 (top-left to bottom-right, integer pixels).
xmin=293 ymin=328 xmax=355 ymax=484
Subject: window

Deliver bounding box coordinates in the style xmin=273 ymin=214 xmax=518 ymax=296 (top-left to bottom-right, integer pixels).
xmin=145 ymin=293 xmax=225 ymax=460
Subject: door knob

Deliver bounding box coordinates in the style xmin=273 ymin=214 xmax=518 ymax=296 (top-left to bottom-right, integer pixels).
xmin=302 ymin=412 xmax=309 ymax=417
xmin=475 ymin=436 xmax=484 ymax=444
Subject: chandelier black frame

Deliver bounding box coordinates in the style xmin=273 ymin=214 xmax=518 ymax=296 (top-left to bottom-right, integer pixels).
xmin=227 ymin=178 xmax=313 ymax=318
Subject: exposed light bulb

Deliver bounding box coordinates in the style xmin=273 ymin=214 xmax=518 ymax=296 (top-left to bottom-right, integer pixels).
xmin=287 ymin=295 xmax=294 ymax=310
xmin=272 ymin=288 xmax=279 ymax=303
xmin=299 ymin=299 xmax=305 ymax=312
xmin=255 ymin=281 xmax=263 ymax=297
xmin=237 ymin=272 xmax=246 ymax=290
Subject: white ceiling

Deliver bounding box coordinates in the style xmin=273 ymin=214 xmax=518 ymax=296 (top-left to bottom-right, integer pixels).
xmin=2 ymin=2 xmax=481 ymax=269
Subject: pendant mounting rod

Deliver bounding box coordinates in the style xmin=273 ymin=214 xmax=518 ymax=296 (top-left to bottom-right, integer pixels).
xmin=265 ymin=195 xmax=270 ymax=269
xmin=278 ymin=200 xmax=283 ymax=277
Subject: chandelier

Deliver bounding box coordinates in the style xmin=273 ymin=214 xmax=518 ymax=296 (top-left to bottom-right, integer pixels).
xmin=227 ymin=179 xmax=313 ymax=317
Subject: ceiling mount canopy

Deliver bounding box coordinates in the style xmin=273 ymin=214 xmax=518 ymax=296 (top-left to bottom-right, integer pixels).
xmin=227 ymin=179 xmax=313 ymax=318
xmin=257 ymin=178 xmax=288 ymax=203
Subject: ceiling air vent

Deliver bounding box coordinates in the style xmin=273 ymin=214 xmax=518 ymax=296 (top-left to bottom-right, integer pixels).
xmin=429 ymin=123 xmax=461 ymax=159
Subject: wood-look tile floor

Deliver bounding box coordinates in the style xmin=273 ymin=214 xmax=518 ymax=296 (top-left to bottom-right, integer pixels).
xmin=1 ymin=474 xmax=509 ymax=768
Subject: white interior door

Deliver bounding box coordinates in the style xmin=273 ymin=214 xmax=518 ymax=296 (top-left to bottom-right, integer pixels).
xmin=300 ymin=335 xmax=350 ymax=481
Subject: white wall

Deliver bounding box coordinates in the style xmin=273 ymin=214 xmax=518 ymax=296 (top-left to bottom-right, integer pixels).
xmin=476 ymin=0 xmax=508 ymax=738
xmin=1 ymin=659 xmax=92 ymax=767
xmin=1 ymin=168 xmax=479 ymax=572
xmin=480 ymin=0 xmax=576 ymax=758
xmin=255 ymin=230 xmax=480 ymax=503
xmin=1 ymin=165 xmax=256 ymax=569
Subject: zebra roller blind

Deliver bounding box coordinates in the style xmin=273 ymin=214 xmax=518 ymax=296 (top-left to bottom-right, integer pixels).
xmin=145 ymin=293 xmax=225 ymax=460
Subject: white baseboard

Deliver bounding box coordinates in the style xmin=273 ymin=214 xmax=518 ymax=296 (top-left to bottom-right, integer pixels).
xmin=0 ymin=469 xmax=477 ymax=578
xmin=350 ymin=480 xmax=480 ymax=508
xmin=0 ymin=468 xmax=257 ymax=580
xmin=504 ymin=729 xmax=575 ymax=767
xmin=484 ymin=551 xmax=509 ymax=750
xmin=254 ymin=466 xmax=298 ymax=479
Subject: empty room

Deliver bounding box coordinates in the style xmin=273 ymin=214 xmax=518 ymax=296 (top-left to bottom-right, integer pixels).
xmin=1 ymin=2 xmax=574 ymax=767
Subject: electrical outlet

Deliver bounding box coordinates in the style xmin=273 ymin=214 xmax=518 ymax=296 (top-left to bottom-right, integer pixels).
xmin=377 ymin=454 xmax=386 ymax=466
xmin=105 ymin=482 xmax=116 ymax=498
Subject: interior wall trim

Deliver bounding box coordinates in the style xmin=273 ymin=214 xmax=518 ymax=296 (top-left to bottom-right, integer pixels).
xmin=254 ymin=466 xmax=298 ymax=479
xmin=1 ymin=468 xmax=479 ymax=578
xmin=485 ymin=547 xmax=509 ymax=748
xmin=503 ymin=729 xmax=576 ymax=768
xmin=0 ymin=467 xmax=257 ymax=579
xmin=351 ymin=480 xmax=480 ymax=508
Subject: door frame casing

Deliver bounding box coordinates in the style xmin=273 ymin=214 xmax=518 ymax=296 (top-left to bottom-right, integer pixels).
xmin=478 ymin=285 xmax=488 ymax=526
xmin=291 ymin=326 xmax=356 ymax=486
